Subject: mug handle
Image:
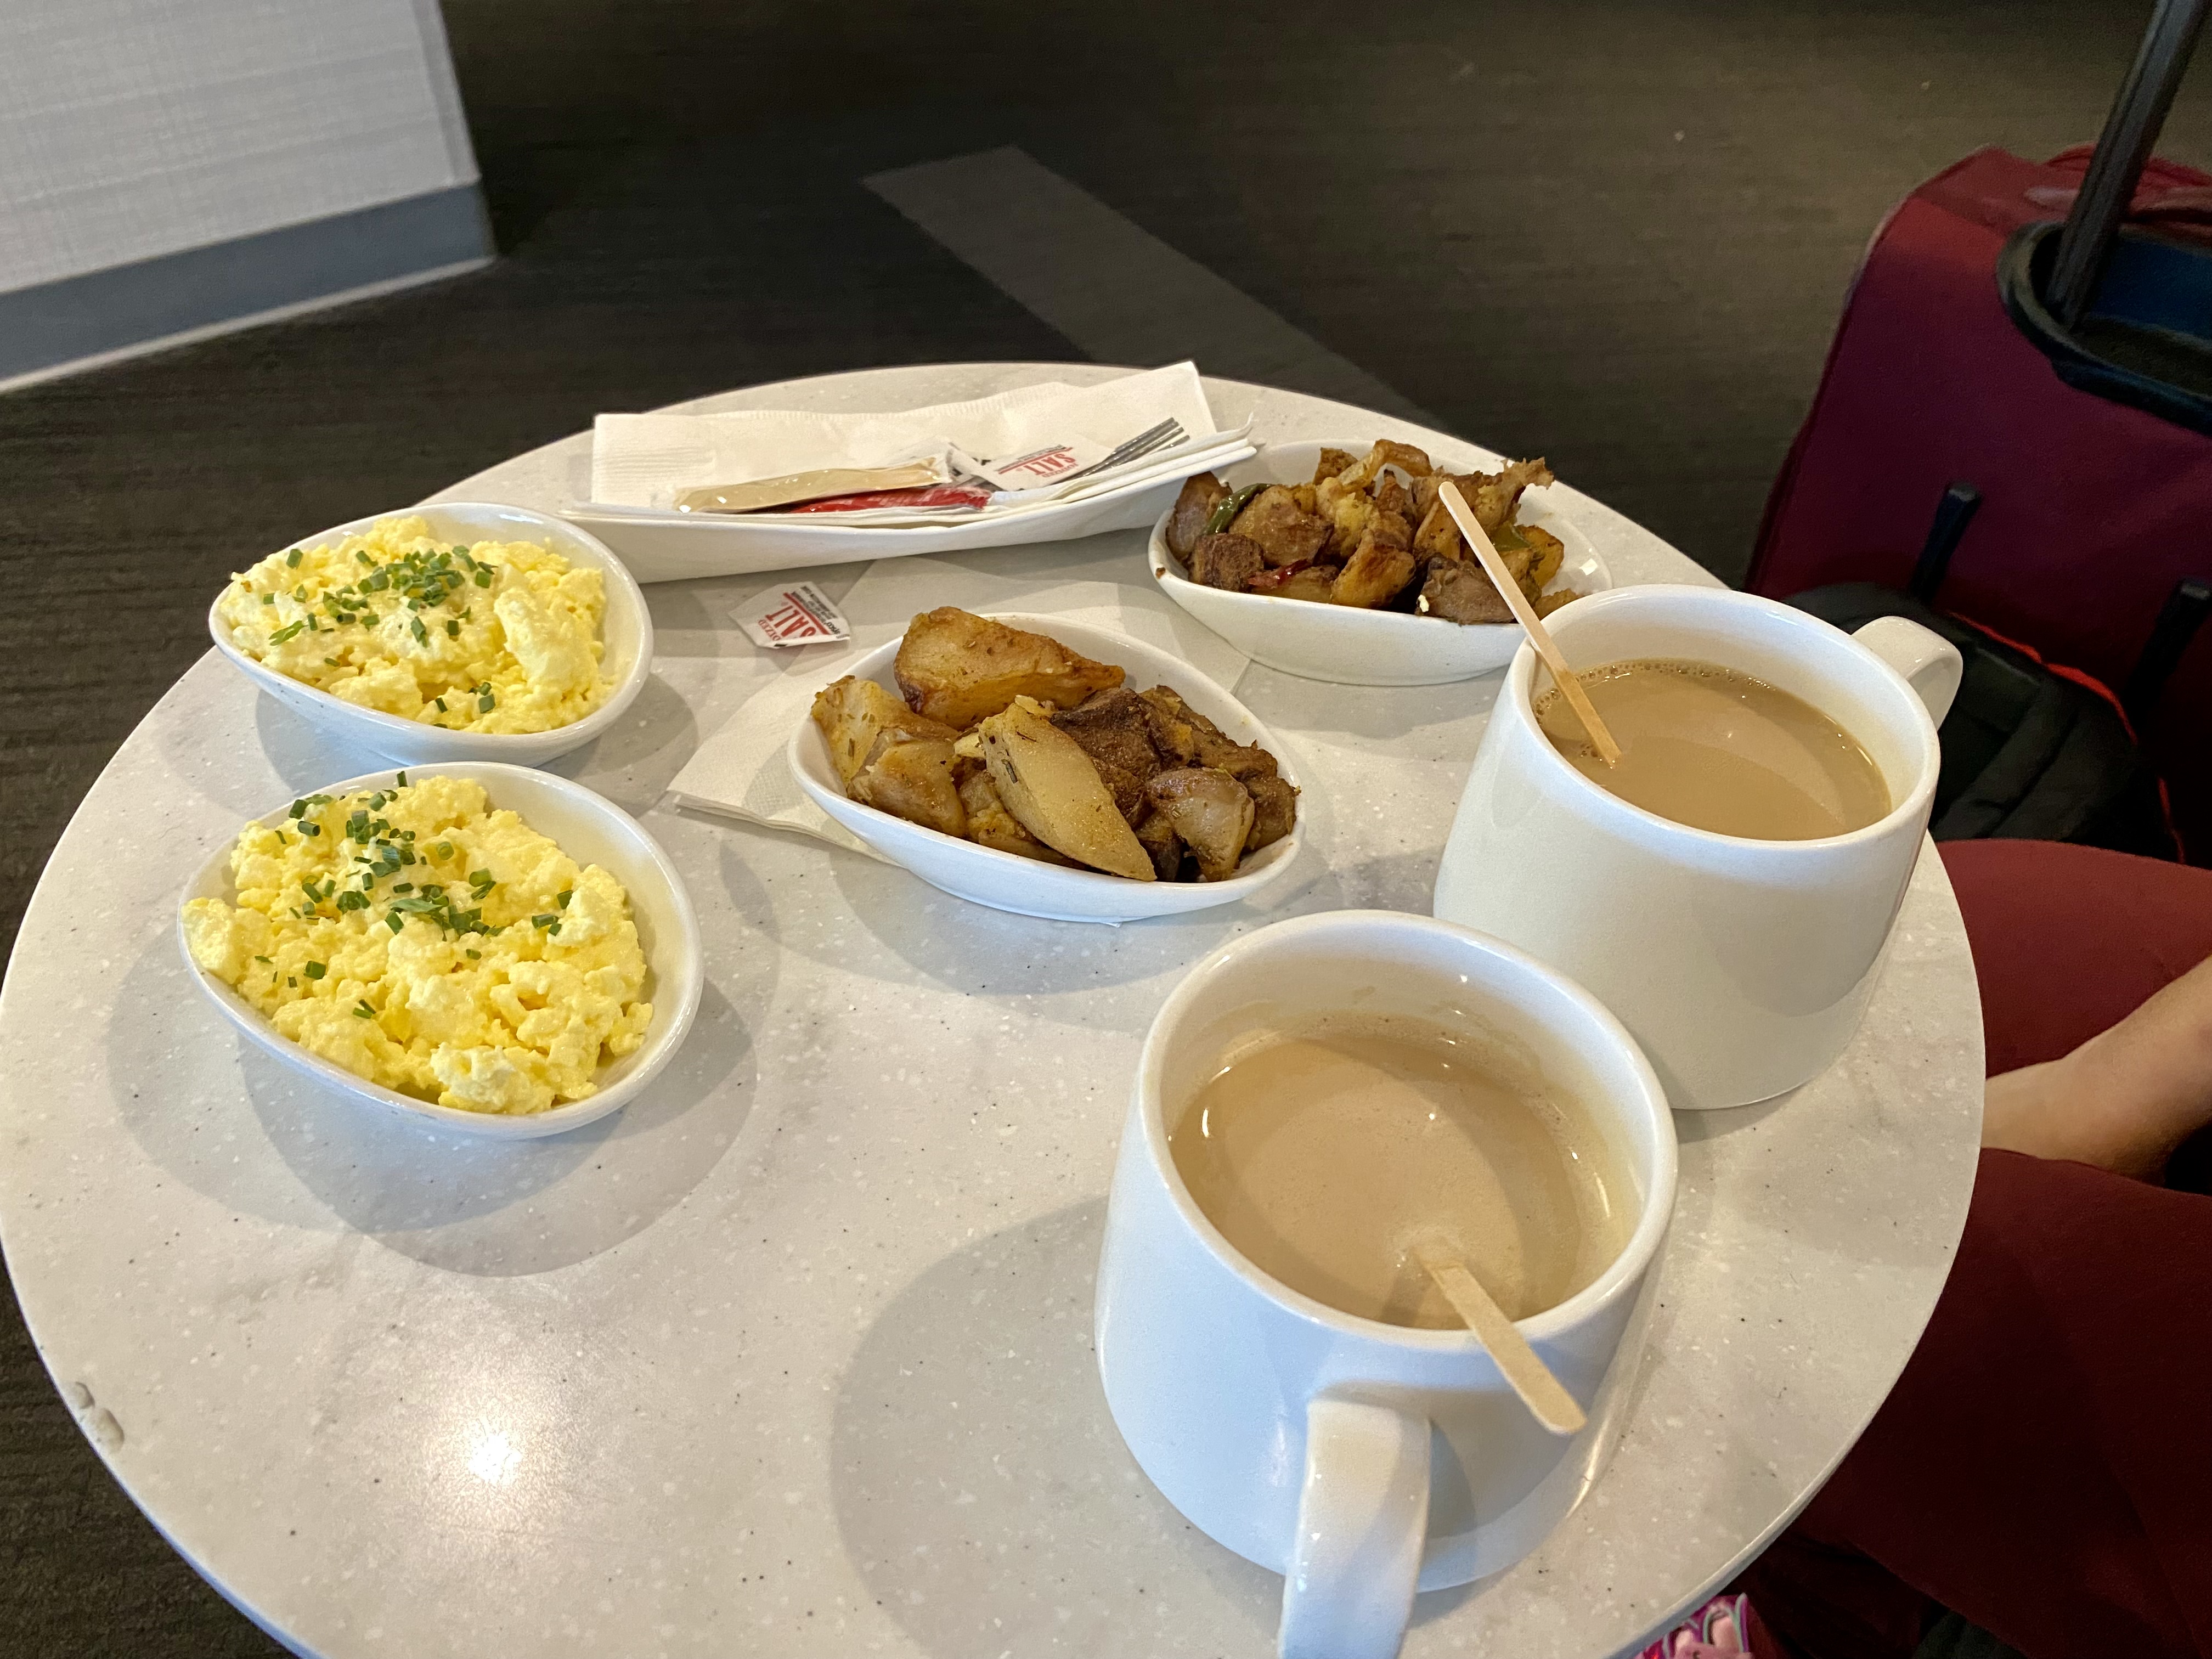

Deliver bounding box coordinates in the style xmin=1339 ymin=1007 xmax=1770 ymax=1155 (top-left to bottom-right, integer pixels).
xmin=1853 ymin=616 xmax=1963 ymax=727
xmin=1278 ymin=1396 xmax=1430 ymax=1659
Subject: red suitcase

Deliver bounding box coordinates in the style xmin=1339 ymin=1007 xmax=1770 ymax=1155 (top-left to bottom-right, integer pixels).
xmin=1747 ymin=1 xmax=2212 ymax=857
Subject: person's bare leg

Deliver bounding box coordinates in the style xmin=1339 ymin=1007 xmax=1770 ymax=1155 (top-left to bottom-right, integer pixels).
xmin=1983 ymin=952 xmax=2212 ymax=1179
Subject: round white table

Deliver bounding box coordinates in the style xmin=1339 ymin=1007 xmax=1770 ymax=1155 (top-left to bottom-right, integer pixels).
xmin=0 ymin=365 xmax=1983 ymax=1658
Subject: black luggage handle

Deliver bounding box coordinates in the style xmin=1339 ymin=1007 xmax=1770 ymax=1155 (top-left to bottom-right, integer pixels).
xmin=1999 ymin=0 xmax=2212 ymax=437
xmin=2047 ymin=0 xmax=2210 ymax=325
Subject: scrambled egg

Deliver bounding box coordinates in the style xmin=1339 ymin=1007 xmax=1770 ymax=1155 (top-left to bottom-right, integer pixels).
xmin=183 ymin=774 xmax=653 ymax=1115
xmin=213 ymin=516 xmax=613 ymax=734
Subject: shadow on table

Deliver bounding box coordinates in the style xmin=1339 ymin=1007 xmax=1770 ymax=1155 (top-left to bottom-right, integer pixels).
xmin=539 ymin=671 xmax=702 ymax=818
xmin=109 ymin=928 xmax=757 ymax=1277
xmin=828 ymin=1199 xmax=1476 ymax=1658
xmin=1238 ymin=662 xmax=1506 ymax=746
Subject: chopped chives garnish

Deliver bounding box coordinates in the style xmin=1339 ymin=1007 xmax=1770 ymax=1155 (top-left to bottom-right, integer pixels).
xmin=261 ymin=593 xmax=275 ymax=605
xmin=286 ymin=548 xmax=302 ymax=567
xmin=268 ymin=621 xmax=306 ymax=644
xmin=353 ymin=1001 xmax=374 ymax=1018
xmin=386 ymin=913 xmax=404 ymax=934
xmin=445 ymin=619 xmax=460 ymax=637
xmin=465 ymin=948 xmax=481 ymax=960
xmin=410 ymin=617 xmax=428 ymax=646
xmin=478 ymin=693 xmax=495 ymax=713
xmin=303 ymin=961 xmax=325 ymax=979
xmin=253 ymin=955 xmax=272 ymax=964
xmin=474 ymin=568 xmax=492 ymax=587
xmin=394 ymin=771 xmax=407 ymax=787
xmin=556 ymin=889 xmax=572 ymax=909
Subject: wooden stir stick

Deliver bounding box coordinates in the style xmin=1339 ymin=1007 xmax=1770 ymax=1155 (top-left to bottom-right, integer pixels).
xmin=1413 ymin=1241 xmax=1587 ymax=1437
xmin=1437 ymin=482 xmax=1622 ymax=767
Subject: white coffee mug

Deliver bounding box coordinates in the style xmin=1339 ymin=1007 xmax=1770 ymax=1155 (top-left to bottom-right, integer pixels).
xmin=1095 ymin=911 xmax=1677 ymax=1659
xmin=1433 ymin=585 xmax=1962 ymax=1111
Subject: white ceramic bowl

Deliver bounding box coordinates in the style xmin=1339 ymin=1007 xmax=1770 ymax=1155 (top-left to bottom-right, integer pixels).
xmin=207 ymin=501 xmax=654 ymax=766
xmin=178 ymin=761 xmax=703 ymax=1139
xmin=787 ymin=613 xmax=1306 ymax=924
xmin=1148 ymin=439 xmax=1610 ymax=686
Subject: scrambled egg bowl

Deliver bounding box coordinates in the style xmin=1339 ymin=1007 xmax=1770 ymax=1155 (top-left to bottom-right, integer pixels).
xmin=182 ymin=774 xmax=652 ymax=1115
xmin=213 ymin=516 xmax=612 ymax=735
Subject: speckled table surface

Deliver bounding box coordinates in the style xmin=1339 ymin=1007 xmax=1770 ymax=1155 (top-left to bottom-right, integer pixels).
xmin=0 ymin=366 xmax=1981 ymax=1658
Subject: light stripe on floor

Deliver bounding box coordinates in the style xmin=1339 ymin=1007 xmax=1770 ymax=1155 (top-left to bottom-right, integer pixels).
xmin=865 ymin=146 xmax=1433 ymax=423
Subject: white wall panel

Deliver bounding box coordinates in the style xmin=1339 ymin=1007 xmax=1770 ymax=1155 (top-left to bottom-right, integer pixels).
xmin=0 ymin=0 xmax=477 ymax=295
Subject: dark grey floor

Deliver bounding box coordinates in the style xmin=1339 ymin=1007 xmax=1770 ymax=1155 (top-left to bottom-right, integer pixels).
xmin=2 ymin=2 xmax=2205 ymax=1653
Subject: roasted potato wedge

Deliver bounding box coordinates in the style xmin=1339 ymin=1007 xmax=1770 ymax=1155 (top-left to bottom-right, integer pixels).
xmin=812 ymin=676 xmax=962 ymax=785
xmin=1145 ymin=769 xmax=1256 ymax=882
xmin=958 ymin=769 xmax=1079 ymax=866
xmin=895 ymin=607 xmax=1125 ymax=727
xmin=978 ymin=697 xmax=1155 ymax=881
xmin=850 ymin=731 xmax=966 ymax=838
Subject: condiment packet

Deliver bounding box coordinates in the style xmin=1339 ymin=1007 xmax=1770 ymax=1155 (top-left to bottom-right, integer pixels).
xmin=732 ymin=581 xmax=850 ymax=648
xmin=675 ymin=454 xmax=953 ymax=514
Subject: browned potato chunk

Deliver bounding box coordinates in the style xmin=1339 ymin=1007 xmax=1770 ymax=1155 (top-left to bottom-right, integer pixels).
xmin=1164 ymin=472 xmax=1227 ymax=561
xmin=1417 ymin=558 xmax=1514 ymax=624
xmin=978 ymin=697 xmax=1155 ymax=880
xmin=1131 ymin=805 xmax=1185 ymax=881
xmin=895 ymin=608 xmax=1125 ymax=728
xmin=958 ymin=769 xmax=1078 ymax=866
xmin=1243 ymin=774 xmax=1300 ymax=852
xmin=1314 ymin=476 xmax=1379 ymax=560
xmin=1188 ymin=532 xmax=1267 ymax=591
xmin=1372 ymin=473 xmax=1415 ymax=525
xmin=1534 ymin=587 xmax=1582 ymax=618
xmin=1289 ymin=483 xmax=1321 ymax=515
xmin=850 ymin=732 xmax=966 ymax=837
xmin=1248 ymin=561 xmax=1339 ymax=604
xmin=1313 ymin=447 xmax=1358 ymax=484
xmin=1051 ymin=687 xmax=1165 ymax=823
xmin=1145 ymin=769 xmax=1255 ymax=882
xmin=1468 ymin=458 xmax=1554 ymax=534
xmin=1227 ymin=486 xmax=1332 ymax=567
xmin=1412 ymin=500 xmax=1464 ymax=563
xmin=812 ymin=676 xmax=961 ymax=784
xmin=1520 ymin=523 xmax=1565 ymax=595
xmin=1338 ymin=439 xmax=1435 ymax=490
xmin=1331 ymin=521 xmax=1418 ymax=609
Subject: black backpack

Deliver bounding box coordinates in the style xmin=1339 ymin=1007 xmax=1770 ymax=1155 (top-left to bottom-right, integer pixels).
xmin=1786 ymin=483 xmax=2205 ymax=861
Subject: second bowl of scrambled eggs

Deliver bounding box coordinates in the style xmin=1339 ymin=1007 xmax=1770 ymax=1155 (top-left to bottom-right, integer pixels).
xmin=207 ymin=502 xmax=653 ymax=766
xmin=178 ymin=762 xmax=702 ymax=1138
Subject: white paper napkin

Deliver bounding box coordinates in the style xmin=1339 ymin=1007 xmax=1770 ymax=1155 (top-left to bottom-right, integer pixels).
xmin=590 ymin=363 xmax=1240 ymax=515
xmin=665 ymin=557 xmax=1250 ymax=856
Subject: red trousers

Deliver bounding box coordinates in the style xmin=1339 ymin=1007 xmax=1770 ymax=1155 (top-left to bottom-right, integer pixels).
xmin=1743 ymin=841 xmax=2212 ymax=1659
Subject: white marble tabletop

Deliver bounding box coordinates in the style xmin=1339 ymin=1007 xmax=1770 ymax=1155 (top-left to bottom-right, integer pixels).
xmin=0 ymin=365 xmax=1983 ymax=1658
